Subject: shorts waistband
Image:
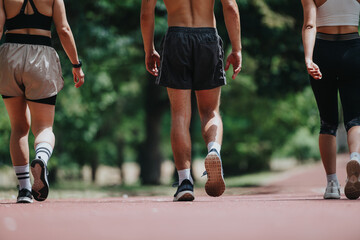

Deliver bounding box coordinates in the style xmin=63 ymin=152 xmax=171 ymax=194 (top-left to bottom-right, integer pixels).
xmin=316 ymin=32 xmax=360 ymax=41
xmin=167 ymin=26 xmax=217 ymax=34
xmin=5 ymin=33 xmax=52 ymax=47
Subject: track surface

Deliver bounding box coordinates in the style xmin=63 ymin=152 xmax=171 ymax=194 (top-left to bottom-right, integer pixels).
xmin=1 ymin=154 xmax=359 ymax=240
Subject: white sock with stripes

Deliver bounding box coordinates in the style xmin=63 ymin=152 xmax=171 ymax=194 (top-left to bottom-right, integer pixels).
xmin=14 ymin=164 xmax=31 ymax=191
xmin=35 ymin=142 xmax=53 ymax=165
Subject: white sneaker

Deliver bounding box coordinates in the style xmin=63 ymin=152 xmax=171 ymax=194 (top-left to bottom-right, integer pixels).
xmin=323 ymin=180 xmax=340 ymax=199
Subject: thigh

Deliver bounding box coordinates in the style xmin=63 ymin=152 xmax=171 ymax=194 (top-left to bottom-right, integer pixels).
xmin=167 ymin=88 xmax=192 ymax=124
xmin=3 ymin=96 xmax=31 ymax=131
xmin=23 ymin=46 xmax=64 ymax=100
xmin=193 ymin=35 xmax=226 ymax=90
xmin=0 ymin=44 xmax=26 ymax=97
xmin=195 ymin=87 xmax=221 ymax=117
xmin=27 ymin=101 xmax=55 ymax=131
xmin=339 ymin=39 xmax=360 ymax=127
xmin=310 ymin=76 xmax=339 ymax=125
xmin=157 ymin=33 xmax=193 ymax=89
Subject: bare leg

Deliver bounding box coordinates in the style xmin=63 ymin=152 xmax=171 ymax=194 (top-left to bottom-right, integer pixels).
xmin=3 ymin=97 xmax=31 ymax=166
xmin=347 ymin=126 xmax=360 ymax=153
xmin=167 ymin=88 xmax=192 ymax=171
xmin=26 ymin=101 xmax=55 ymax=202
xmin=196 ymin=87 xmax=225 ymax=197
xmin=344 ymin=126 xmax=360 ymax=199
xmin=319 ymin=134 xmax=337 ymax=175
xmin=27 ymin=101 xmax=55 ymax=148
xmin=195 ymin=87 xmax=223 ymax=147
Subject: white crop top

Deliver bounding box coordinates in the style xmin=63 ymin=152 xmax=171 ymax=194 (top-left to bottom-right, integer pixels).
xmin=317 ymin=0 xmax=360 ymax=27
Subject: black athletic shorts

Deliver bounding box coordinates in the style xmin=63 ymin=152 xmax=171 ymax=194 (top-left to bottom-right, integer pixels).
xmin=156 ymin=27 xmax=226 ymax=90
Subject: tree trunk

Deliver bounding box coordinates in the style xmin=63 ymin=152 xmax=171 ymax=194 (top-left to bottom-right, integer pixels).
xmin=139 ymin=75 xmax=167 ymax=184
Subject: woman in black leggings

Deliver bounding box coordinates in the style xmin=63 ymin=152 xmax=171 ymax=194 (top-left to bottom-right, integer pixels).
xmin=301 ymin=0 xmax=360 ymax=200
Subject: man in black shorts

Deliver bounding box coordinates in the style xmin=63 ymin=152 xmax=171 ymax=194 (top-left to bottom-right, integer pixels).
xmin=141 ymin=0 xmax=242 ymax=201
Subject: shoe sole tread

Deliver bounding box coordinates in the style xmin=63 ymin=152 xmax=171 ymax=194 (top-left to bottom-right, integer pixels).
xmin=205 ymin=153 xmax=225 ymax=197
xmin=173 ymin=191 xmax=194 ymax=202
xmin=344 ymin=160 xmax=360 ymax=200
xmin=31 ymin=159 xmax=49 ymax=201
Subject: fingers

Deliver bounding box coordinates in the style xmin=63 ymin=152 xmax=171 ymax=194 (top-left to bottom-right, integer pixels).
xmin=232 ymin=65 xmax=242 ymax=80
xmin=307 ymin=66 xmax=322 ymax=80
xmin=156 ymin=55 xmax=161 ymax=68
xmin=146 ymin=64 xmax=158 ymax=76
xmin=73 ymin=69 xmax=85 ymax=88
xmin=75 ymin=74 xmax=85 ymax=88
xmin=225 ymin=60 xmax=230 ymax=71
xmin=146 ymin=56 xmax=159 ymax=76
xmin=307 ymin=69 xmax=322 ymax=79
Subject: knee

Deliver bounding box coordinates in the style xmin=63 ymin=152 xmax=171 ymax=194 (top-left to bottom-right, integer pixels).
xmin=11 ymin=122 xmax=30 ymax=137
xmin=345 ymin=117 xmax=360 ymax=132
xmin=199 ymin=108 xmax=219 ymax=122
xmin=320 ymin=120 xmax=338 ymax=136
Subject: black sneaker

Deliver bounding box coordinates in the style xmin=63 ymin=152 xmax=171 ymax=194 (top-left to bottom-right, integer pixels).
xmin=204 ymin=149 xmax=225 ymax=197
xmin=17 ymin=188 xmax=33 ymax=203
xmin=31 ymin=158 xmax=49 ymax=201
xmin=173 ymin=179 xmax=195 ymax=202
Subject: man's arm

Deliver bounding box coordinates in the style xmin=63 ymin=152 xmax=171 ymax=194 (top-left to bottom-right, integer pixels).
xmin=221 ymin=0 xmax=242 ymax=80
xmin=0 ymin=0 xmax=5 ymax=40
xmin=140 ymin=0 xmax=160 ymax=76
xmin=301 ymin=0 xmax=322 ymax=79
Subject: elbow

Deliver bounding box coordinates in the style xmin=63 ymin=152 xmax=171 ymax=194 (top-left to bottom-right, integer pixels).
xmin=140 ymin=12 xmax=153 ymax=23
xmin=57 ymin=25 xmax=72 ymax=39
xmin=223 ymin=4 xmax=239 ymax=19
xmin=303 ymin=22 xmax=316 ymax=31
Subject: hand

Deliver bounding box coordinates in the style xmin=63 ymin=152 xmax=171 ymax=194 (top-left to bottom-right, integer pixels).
xmin=225 ymin=50 xmax=242 ymax=80
xmin=145 ymin=50 xmax=161 ymax=76
xmin=72 ymin=67 xmax=85 ymax=88
xmin=306 ymin=60 xmax=322 ymax=80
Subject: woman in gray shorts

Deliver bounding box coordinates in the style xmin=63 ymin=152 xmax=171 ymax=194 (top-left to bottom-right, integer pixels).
xmin=0 ymin=0 xmax=84 ymax=203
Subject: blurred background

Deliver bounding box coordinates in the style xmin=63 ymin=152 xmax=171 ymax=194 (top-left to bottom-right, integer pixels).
xmin=0 ymin=0 xmax=350 ymax=194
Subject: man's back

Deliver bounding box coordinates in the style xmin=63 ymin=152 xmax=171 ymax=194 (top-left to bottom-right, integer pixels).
xmin=163 ymin=0 xmax=216 ymax=27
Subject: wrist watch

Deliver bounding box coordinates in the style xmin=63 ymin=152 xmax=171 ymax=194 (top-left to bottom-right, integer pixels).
xmin=72 ymin=60 xmax=82 ymax=68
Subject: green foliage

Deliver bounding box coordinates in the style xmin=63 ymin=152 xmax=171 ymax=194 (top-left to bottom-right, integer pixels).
xmin=0 ymin=0 xmax=322 ymax=180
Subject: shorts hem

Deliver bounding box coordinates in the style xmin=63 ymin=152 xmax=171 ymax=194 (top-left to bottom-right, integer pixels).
xmin=156 ymin=82 xmax=226 ymax=90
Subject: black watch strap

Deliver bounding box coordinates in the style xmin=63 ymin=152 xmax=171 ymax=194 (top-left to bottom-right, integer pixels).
xmin=72 ymin=60 xmax=82 ymax=68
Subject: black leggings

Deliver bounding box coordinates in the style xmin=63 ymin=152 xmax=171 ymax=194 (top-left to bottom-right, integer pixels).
xmin=1 ymin=95 xmax=57 ymax=105
xmin=310 ymin=33 xmax=360 ymax=136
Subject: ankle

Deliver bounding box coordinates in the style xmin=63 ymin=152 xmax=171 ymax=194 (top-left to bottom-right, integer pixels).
xmin=350 ymin=152 xmax=360 ymax=162
xmin=178 ymin=169 xmax=193 ymax=185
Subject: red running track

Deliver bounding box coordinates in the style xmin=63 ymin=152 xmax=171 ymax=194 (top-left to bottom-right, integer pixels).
xmin=1 ymin=154 xmax=359 ymax=240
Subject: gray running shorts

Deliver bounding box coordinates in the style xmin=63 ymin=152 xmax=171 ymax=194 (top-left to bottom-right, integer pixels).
xmin=0 ymin=43 xmax=64 ymax=100
xmin=156 ymin=27 xmax=226 ymax=90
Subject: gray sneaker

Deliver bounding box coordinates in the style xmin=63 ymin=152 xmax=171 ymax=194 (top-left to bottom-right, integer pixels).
xmin=323 ymin=180 xmax=340 ymax=199
xmin=344 ymin=160 xmax=360 ymax=200
xmin=204 ymin=149 xmax=225 ymax=197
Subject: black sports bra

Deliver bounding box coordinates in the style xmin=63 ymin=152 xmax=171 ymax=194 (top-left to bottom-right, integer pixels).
xmin=5 ymin=0 xmax=52 ymax=31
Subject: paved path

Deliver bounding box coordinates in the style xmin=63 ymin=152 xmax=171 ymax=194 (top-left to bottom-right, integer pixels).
xmin=1 ymin=154 xmax=359 ymax=240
